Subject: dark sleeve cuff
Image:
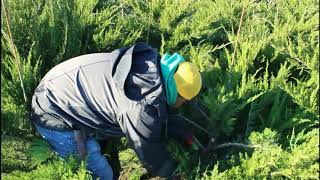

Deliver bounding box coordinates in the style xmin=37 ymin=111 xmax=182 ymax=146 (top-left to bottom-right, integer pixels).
xmin=166 ymin=115 xmax=194 ymax=145
xmin=153 ymin=159 xmax=177 ymax=177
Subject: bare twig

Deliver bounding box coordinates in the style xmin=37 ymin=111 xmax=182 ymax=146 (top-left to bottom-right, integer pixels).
xmin=281 ymin=51 xmax=311 ymax=70
xmin=202 ymin=142 xmax=259 ymax=156
xmin=231 ymin=0 xmax=248 ymax=66
xmin=195 ymin=105 xmax=211 ymax=122
xmin=213 ymin=41 xmax=233 ymax=51
xmin=290 ymin=57 xmax=310 ymax=70
xmin=212 ymin=142 xmax=254 ymax=150
xmin=177 ymin=114 xmax=211 ymax=137
xmin=190 ymin=99 xmax=211 ymax=122
xmin=193 ymin=136 xmax=205 ymax=150
xmin=207 ymin=142 xmax=275 ymax=152
xmin=2 ymin=0 xmax=27 ymax=103
xmin=146 ymin=1 xmax=151 ymax=43
xmin=120 ymin=0 xmax=124 ymax=18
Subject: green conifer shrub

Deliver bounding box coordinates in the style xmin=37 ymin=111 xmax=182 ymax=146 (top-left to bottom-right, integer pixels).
xmin=202 ymin=128 xmax=319 ymax=179
xmin=1 ymin=0 xmax=318 ymax=179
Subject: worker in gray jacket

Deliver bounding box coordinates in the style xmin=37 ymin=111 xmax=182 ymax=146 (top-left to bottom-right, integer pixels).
xmin=31 ymin=42 xmax=202 ymax=180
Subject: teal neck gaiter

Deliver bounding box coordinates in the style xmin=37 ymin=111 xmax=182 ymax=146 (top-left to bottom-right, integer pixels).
xmin=160 ymin=53 xmax=185 ymax=106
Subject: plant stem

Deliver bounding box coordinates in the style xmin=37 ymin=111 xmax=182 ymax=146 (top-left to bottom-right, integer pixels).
xmin=177 ymin=114 xmax=211 ymax=136
xmin=2 ymin=0 xmax=27 ymax=103
xmin=208 ymin=142 xmax=273 ymax=151
xmin=146 ymin=1 xmax=151 ymax=43
xmin=231 ymin=0 xmax=248 ymax=66
xmin=198 ymin=107 xmax=211 ymax=122
xmin=213 ymin=142 xmax=253 ymax=150
xmin=193 ymin=136 xmax=205 ymax=150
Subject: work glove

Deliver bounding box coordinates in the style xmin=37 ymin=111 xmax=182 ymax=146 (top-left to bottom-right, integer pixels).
xmin=183 ymin=133 xmax=193 ymax=147
xmin=180 ymin=133 xmax=200 ymax=151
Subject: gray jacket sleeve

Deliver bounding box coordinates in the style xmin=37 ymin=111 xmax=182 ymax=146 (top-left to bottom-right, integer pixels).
xmin=121 ymin=104 xmax=177 ymax=177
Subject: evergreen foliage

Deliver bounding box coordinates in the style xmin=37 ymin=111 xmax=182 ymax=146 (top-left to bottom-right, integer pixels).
xmin=203 ymin=128 xmax=319 ymax=179
xmin=2 ymin=156 xmax=91 ymax=180
xmin=1 ymin=0 xmax=318 ymax=179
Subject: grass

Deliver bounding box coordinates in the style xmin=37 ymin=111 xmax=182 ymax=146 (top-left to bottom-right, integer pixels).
xmin=1 ymin=136 xmax=157 ymax=179
xmin=1 ymin=135 xmax=34 ymax=174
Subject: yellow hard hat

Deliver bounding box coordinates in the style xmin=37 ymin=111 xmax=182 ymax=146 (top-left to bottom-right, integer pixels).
xmin=174 ymin=61 xmax=202 ymax=100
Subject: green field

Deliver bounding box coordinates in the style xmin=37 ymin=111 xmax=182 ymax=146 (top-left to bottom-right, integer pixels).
xmin=1 ymin=0 xmax=319 ymax=179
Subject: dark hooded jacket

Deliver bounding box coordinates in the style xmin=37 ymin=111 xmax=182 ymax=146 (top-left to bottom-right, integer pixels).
xmin=31 ymin=42 xmax=188 ymax=177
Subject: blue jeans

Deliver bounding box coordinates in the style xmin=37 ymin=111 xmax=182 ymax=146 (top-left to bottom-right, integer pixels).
xmin=35 ymin=124 xmax=113 ymax=180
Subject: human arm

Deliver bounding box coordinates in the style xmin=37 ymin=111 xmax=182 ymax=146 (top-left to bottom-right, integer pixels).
xmin=119 ymin=104 xmax=177 ymax=177
xmin=164 ymin=114 xmax=194 ymax=147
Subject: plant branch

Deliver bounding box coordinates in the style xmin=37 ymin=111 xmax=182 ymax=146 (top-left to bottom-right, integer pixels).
xmin=206 ymin=142 xmax=274 ymax=152
xmin=193 ymin=136 xmax=205 ymax=150
xmin=190 ymin=99 xmax=211 ymax=122
xmin=212 ymin=142 xmax=254 ymax=150
xmin=290 ymin=57 xmax=311 ymax=70
xmin=177 ymin=114 xmax=212 ymax=137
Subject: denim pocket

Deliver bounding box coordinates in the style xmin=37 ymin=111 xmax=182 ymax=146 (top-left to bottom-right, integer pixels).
xmin=35 ymin=124 xmax=78 ymax=158
xmin=35 ymin=125 xmax=53 ymax=141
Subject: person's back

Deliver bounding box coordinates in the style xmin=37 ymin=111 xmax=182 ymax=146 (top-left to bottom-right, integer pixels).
xmin=32 ymin=43 xmax=165 ymax=135
xmin=33 ymin=52 xmax=119 ymax=129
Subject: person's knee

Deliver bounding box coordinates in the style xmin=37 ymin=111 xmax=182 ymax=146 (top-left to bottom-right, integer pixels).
xmin=86 ymin=138 xmax=113 ymax=180
xmin=88 ymin=156 xmax=113 ymax=180
xmin=86 ymin=139 xmax=101 ymax=154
